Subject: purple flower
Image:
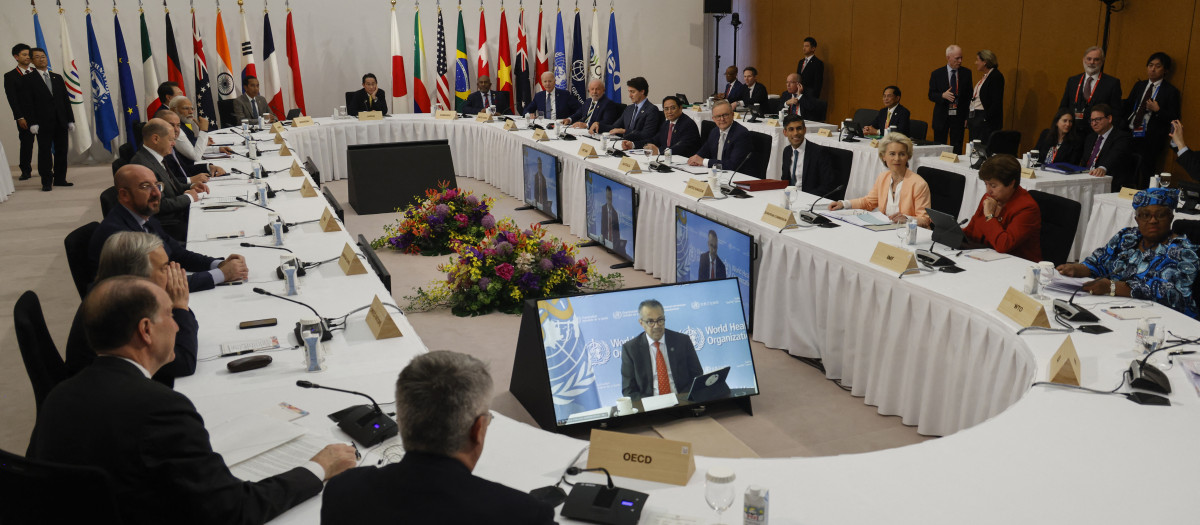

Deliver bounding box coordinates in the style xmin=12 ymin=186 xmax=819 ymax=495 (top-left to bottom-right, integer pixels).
xmin=434 ymin=204 xmax=450 ymax=218
xmin=478 ymin=277 xmax=491 ymax=290
xmin=517 ymin=272 xmax=540 ymax=290
xmin=428 ymin=215 xmax=445 ymax=227
xmin=551 ymin=251 xmax=573 ymax=267
xmin=495 ymin=241 xmax=514 ymax=256
xmin=523 ymin=229 xmax=535 ymax=237
xmin=466 ymin=195 xmax=480 ymax=206
xmin=481 ymin=213 xmax=496 ymax=229
xmin=495 ymin=263 xmax=515 ymax=281
xmin=538 ymin=258 xmax=554 ymax=271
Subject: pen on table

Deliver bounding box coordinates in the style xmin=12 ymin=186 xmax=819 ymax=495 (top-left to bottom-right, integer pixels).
xmin=1110 ymin=306 xmax=1135 ymax=309
xmin=216 ymin=281 xmax=245 ymax=286
xmin=1169 ymin=350 xmax=1196 ymax=356
xmin=352 ymin=443 xmax=361 ymax=460
xmin=209 ymin=234 xmax=243 ymax=240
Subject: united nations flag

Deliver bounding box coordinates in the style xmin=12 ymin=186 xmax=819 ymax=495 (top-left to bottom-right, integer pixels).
xmin=539 ymin=298 xmax=602 ymax=421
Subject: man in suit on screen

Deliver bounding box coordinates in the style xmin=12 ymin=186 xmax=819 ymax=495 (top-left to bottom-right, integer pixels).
xmin=621 ymin=299 xmax=704 ymax=401
xmin=533 ymin=157 xmax=550 ymax=212
xmin=696 ymin=230 xmax=726 ymax=281
xmin=600 ymin=186 xmax=623 ymax=254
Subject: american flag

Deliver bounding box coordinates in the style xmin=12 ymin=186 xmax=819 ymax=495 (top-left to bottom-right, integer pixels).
xmin=435 ymin=7 xmax=451 ymax=110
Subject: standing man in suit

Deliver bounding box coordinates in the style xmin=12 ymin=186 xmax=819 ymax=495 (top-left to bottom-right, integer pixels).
xmin=928 ymin=45 xmax=971 ymax=154
xmin=697 ymin=230 xmax=726 ymax=281
xmin=20 ymin=47 xmax=74 ymax=191
xmin=27 ymin=276 xmax=355 ymax=524
xmin=795 ymin=37 xmax=824 ymax=99
xmin=600 ymin=186 xmax=623 ymax=255
xmin=772 ymin=73 xmax=823 ymax=120
xmin=322 ymin=351 xmax=556 ymax=523
xmin=1059 ymin=46 xmax=1123 ymax=137
xmin=593 ymin=77 xmax=662 ymax=145
xmin=564 ymin=79 xmax=618 ymax=129
xmin=230 ymin=75 xmax=275 ymax=124
xmin=348 ymin=73 xmax=388 ymax=116
xmin=620 ymin=299 xmax=704 ymax=401
xmin=1125 ymin=52 xmax=1181 ymax=187
xmin=1082 ymin=103 xmax=1134 ymax=191
xmin=968 ymin=50 xmax=1005 ymax=146
xmin=5 ymin=43 xmax=35 ymax=181
xmin=864 ymin=86 xmax=911 ymax=137
xmin=639 ymin=95 xmax=701 ymax=157
xmin=781 ymin=115 xmax=837 ymax=195
xmin=730 ymin=66 xmax=768 ymax=111
xmin=714 ymin=65 xmax=745 ymax=101
xmin=463 ymin=75 xmax=511 ymax=115
xmin=526 ymin=71 xmax=578 ymax=121
xmin=688 ymin=100 xmax=751 ymax=170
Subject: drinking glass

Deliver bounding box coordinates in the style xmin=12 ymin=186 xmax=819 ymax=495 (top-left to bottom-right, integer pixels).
xmin=1036 ymin=261 xmax=1055 ymax=300
xmin=704 ymin=468 xmax=736 ymax=524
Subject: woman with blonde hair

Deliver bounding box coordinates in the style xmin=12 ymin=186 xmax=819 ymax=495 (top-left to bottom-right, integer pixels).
xmin=829 ymin=133 xmax=931 ymax=227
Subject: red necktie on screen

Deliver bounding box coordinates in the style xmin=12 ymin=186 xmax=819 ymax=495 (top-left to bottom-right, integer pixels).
xmin=654 ymin=341 xmax=670 ymax=394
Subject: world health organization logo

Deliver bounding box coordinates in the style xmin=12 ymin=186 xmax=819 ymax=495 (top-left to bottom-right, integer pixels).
xmin=585 ymin=339 xmax=612 ymax=367
xmin=684 ymin=326 xmax=705 ymax=352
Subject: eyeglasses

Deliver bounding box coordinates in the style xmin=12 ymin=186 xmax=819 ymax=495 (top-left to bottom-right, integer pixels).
xmin=1089 ymin=117 xmax=1108 ymax=123
xmin=712 ymin=112 xmax=733 ymax=120
xmin=136 ymin=182 xmax=164 ymax=192
xmin=641 ymin=317 xmax=666 ymax=326
xmin=1135 ymin=210 xmax=1173 ymax=222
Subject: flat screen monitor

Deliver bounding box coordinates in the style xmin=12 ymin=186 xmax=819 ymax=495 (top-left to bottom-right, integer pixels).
xmin=584 ymin=170 xmax=636 ymax=263
xmin=346 ymin=140 xmax=456 ymax=215
xmin=674 ymin=207 xmax=754 ymax=325
xmin=522 ymin=145 xmax=562 ymax=220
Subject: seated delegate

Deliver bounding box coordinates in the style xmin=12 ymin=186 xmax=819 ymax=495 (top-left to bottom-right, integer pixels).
xmin=961 ymin=155 xmax=1042 ymax=261
xmin=1057 ymin=188 xmax=1198 ymax=318
xmin=1034 ymin=108 xmax=1083 ymax=166
xmin=829 ymin=133 xmax=932 ymax=227
xmin=348 ymin=73 xmax=388 ymax=116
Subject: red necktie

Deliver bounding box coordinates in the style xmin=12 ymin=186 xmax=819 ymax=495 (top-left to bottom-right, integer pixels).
xmin=654 ymin=341 xmax=670 ymax=394
xmin=801 ymin=58 xmax=808 ymax=73
xmin=485 ymin=92 xmax=491 ymax=108
xmin=666 ymin=121 xmax=674 ymax=147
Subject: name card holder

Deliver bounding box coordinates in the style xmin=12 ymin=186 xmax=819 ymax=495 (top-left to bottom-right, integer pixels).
xmin=617 ymin=157 xmax=642 ymax=174
xmin=588 ymin=429 xmax=694 ymax=486
xmin=939 ymin=151 xmax=959 ymax=163
xmin=502 ymin=119 xmax=518 ymax=131
xmin=684 ymin=178 xmax=715 ymax=198
xmin=869 ymin=242 xmax=918 ymax=274
xmin=869 ymin=138 xmax=880 ymax=148
xmin=357 ymin=111 xmax=384 ymax=121
xmin=1048 ymin=336 xmax=1082 ymax=386
xmin=475 ymin=112 xmax=494 ymax=123
xmin=531 ymin=129 xmax=550 ymax=141
xmin=291 ymin=116 xmax=314 ymax=127
xmin=816 ymin=128 xmax=833 ymax=137
xmin=320 ymin=208 xmax=342 ymax=232
xmin=338 ymin=243 xmax=368 ymax=275
xmin=300 ymin=177 xmax=319 ymax=198
xmin=434 ymin=110 xmax=458 ymax=120
xmin=997 ymin=287 xmax=1051 ymax=328
xmin=278 ymin=143 xmax=293 ymax=157
xmin=273 ymin=133 xmax=285 ymax=144
xmin=1118 ymin=187 xmax=1139 ymax=200
xmin=289 ymin=160 xmax=304 ymax=177
xmin=761 ymin=203 xmax=799 ymax=230
xmin=270 ymin=121 xmax=285 ymax=134
xmin=365 ymin=295 xmax=403 ymax=340
xmin=765 ymin=118 xmax=779 ymax=127
xmin=1020 ymin=167 xmax=1036 ymax=179
xmin=578 ymin=143 xmax=598 ymax=158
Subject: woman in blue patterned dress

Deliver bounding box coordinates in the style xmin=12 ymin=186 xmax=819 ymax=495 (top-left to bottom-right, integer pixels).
xmin=1057 ymin=188 xmax=1198 ymax=318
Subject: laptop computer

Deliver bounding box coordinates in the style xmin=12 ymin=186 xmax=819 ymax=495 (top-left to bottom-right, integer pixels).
xmin=686 ymin=366 xmax=732 ymax=403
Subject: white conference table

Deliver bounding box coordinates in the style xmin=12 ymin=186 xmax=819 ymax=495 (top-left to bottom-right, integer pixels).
xmin=0 ymin=143 xmax=14 ymax=203
xmin=182 ymin=123 xmax=1200 ymax=524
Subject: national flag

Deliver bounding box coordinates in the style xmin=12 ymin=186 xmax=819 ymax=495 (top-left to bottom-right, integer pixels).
xmin=58 ymin=6 xmax=91 ymax=153
xmin=285 ymin=7 xmax=306 ymax=115
xmin=553 ymin=8 xmax=566 ymax=90
xmin=588 ymin=6 xmax=602 ymax=81
xmin=540 ymin=298 xmax=603 ymax=420
xmin=412 ymin=6 xmax=432 ymax=113
xmin=389 ymin=7 xmax=408 ymax=113
xmin=140 ymin=11 xmax=161 ymax=116
xmin=514 ymin=7 xmax=531 ymax=113
xmin=497 ymin=8 xmax=513 ymax=109
xmin=239 ymin=6 xmax=257 ymax=82
xmin=33 ymin=6 xmax=51 ymax=71
xmin=477 ymin=7 xmax=489 ymax=82
xmin=434 ymin=6 xmax=451 ymax=111
xmin=192 ymin=10 xmax=217 ymax=123
xmin=454 ymin=7 xmax=469 ymax=111
xmin=164 ymin=9 xmax=186 ymax=95
xmin=605 ymin=8 xmax=621 ymax=103
xmin=86 ymin=12 xmax=119 ymax=152
xmin=535 ymin=4 xmax=547 ymax=92
xmin=261 ymin=12 xmax=284 ymax=119
xmin=214 ymin=7 xmax=237 ymax=104
xmin=114 ymin=12 xmax=141 ymax=142
xmin=568 ymin=9 xmax=584 ymax=105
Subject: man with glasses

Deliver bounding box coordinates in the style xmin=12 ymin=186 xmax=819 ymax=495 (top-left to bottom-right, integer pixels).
xmin=130 ymin=118 xmax=209 ymax=241
xmin=633 ymin=95 xmax=701 ymax=158
xmin=322 ymin=351 xmax=556 ymax=523
xmin=688 ymin=100 xmax=752 ymax=171
xmin=157 ymin=109 xmax=227 ymax=181
xmin=89 ymin=164 xmax=248 ymax=292
xmin=771 ymin=73 xmax=823 ymax=121
xmin=564 ymin=79 xmax=618 ymax=129
xmin=620 ymin=299 xmax=704 ymax=402
xmin=1081 ymin=103 xmax=1133 ymax=191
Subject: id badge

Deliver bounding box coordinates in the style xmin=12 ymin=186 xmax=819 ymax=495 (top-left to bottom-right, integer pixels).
xmin=1075 ymin=112 xmax=1086 ymax=120
xmin=1133 ymin=128 xmax=1147 ymax=138
xmin=948 ymin=108 xmax=957 ymax=116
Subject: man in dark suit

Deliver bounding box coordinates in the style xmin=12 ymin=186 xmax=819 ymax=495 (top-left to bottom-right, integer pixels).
xmin=928 ymin=45 xmax=971 ymax=154
xmin=1169 ymin=120 xmax=1200 ymax=178
xmin=1081 ymin=103 xmax=1134 ymax=192
xmin=531 ymin=157 xmax=551 ymax=212
xmin=147 ymin=81 xmax=183 ymax=118
xmin=20 ymin=47 xmax=74 ymax=191
xmin=5 ymin=43 xmax=35 ymax=181
xmin=639 ymin=95 xmax=701 ymax=157
xmin=129 ymin=118 xmax=209 ymax=241
xmin=593 ymin=77 xmax=662 ymax=145
xmin=525 ymin=71 xmax=579 ymax=121
xmin=231 ymin=75 xmax=275 ymax=124
xmin=620 ymin=299 xmax=704 ymax=401
xmin=697 ymin=230 xmax=726 ymax=281
xmin=688 ymin=101 xmax=752 ymax=171
xmin=27 ymin=276 xmax=356 ymax=525
xmin=1059 ymin=46 xmax=1123 ymax=138
xmin=781 ymin=115 xmax=837 ymax=195
xmin=347 ymin=73 xmax=388 ymax=116
xmin=599 ymin=186 xmax=624 ymax=255
xmin=864 ymin=85 xmax=911 ymax=137
xmin=714 ymin=65 xmax=746 ymax=101
xmin=90 ymin=164 xmax=248 ymax=292
xmin=322 ymin=351 xmax=556 ymax=524
xmin=730 ymin=66 xmax=768 ymax=112
xmin=564 ymin=79 xmax=619 ymax=129
xmin=158 ymin=109 xmax=227 ymax=182
xmin=1124 ymin=52 xmax=1181 ymax=188
xmin=462 ymin=75 xmax=511 ymax=115
xmin=770 ymin=73 xmax=824 ymax=120
xmin=795 ymin=37 xmax=824 ymax=99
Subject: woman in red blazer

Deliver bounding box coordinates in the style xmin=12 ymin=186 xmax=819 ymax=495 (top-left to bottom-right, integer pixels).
xmin=962 ymin=154 xmax=1043 ymax=262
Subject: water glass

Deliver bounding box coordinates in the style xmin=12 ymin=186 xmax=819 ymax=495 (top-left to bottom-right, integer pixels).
xmin=705 ymin=467 xmax=736 ymax=524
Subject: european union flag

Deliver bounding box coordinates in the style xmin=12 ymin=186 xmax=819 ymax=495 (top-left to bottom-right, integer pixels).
xmin=87 ymin=13 xmax=119 ymax=152
xmin=114 ymin=14 xmax=141 ymax=144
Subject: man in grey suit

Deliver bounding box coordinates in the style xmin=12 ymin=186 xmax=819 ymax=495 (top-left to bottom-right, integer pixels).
xmin=620 ymin=299 xmax=703 ymax=401
xmin=231 ymin=75 xmax=275 ymax=125
xmin=130 ymin=118 xmax=209 ymax=242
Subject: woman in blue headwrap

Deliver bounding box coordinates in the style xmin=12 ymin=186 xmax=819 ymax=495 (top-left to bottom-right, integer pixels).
xmin=1057 ymin=188 xmax=1198 ymax=318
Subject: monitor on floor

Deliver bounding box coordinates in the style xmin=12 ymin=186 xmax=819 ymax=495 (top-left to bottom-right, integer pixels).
xmin=584 ymin=170 xmax=637 ymax=263
xmin=521 ymin=145 xmax=562 ymax=220
xmin=674 ymin=206 xmax=754 ymax=325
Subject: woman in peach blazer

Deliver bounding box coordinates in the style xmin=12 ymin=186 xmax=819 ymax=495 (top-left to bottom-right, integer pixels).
xmin=828 ymin=133 xmax=932 ymax=228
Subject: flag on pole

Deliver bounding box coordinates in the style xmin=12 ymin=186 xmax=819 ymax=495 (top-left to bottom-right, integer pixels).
xmin=389 ymin=6 xmax=408 ymax=113
xmin=477 ymin=6 xmax=489 ymax=83
xmin=588 ymin=5 xmax=601 ymax=81
xmin=604 ymin=7 xmax=620 ymax=103
xmin=497 ymin=7 xmax=513 ymax=109
xmin=434 ymin=6 xmax=451 ymax=111
xmin=33 ymin=4 xmax=51 ymax=71
xmin=535 ymin=2 xmax=547 ymax=92
xmin=553 ymin=8 xmax=566 ymax=90
xmin=86 ymin=10 xmax=119 ymax=151
xmin=58 ymin=4 xmax=91 ymax=153
xmin=192 ymin=10 xmax=217 ymax=124
xmin=514 ymin=6 xmax=531 ymax=113
xmin=214 ymin=5 xmax=237 ymax=105
xmin=164 ymin=7 xmax=186 ymax=95
xmin=412 ymin=6 xmax=432 ymax=113
xmin=238 ymin=5 xmax=257 ymax=82
xmin=140 ymin=10 xmax=161 ymax=116
xmin=114 ymin=11 xmax=141 ymax=142
xmin=261 ymin=11 xmax=284 ymax=119
xmin=285 ymin=4 xmax=305 ymax=115
xmin=568 ymin=8 xmax=584 ymax=104
xmin=454 ymin=6 xmax=469 ymax=111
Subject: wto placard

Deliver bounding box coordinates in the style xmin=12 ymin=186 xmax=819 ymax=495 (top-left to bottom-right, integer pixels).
xmin=996 ymin=287 xmax=1051 ymax=328
xmin=291 ymin=116 xmax=314 ymax=127
xmin=587 ymin=429 xmax=695 ymax=486
xmin=357 ymin=111 xmax=383 ymax=121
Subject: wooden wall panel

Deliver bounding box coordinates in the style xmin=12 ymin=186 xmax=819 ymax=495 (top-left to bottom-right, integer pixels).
xmin=956 ymin=0 xmax=1023 ymax=139
xmin=809 ymin=0 xmax=855 ymax=122
xmin=895 ymin=0 xmax=959 ymax=139
xmin=847 ymin=0 xmax=902 ymax=124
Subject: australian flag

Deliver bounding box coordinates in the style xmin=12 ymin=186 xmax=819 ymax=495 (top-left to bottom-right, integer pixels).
xmin=540 ymin=298 xmax=602 ymax=422
xmin=193 ymin=13 xmax=217 ymax=123
xmin=87 ymin=13 xmax=119 ymax=152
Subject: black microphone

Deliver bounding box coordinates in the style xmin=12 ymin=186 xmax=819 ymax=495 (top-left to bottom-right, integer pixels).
xmin=566 ymin=466 xmax=615 ymax=490
xmin=235 ymin=196 xmax=276 ymax=212
xmin=252 ymin=287 xmax=332 ymax=342
xmin=730 ymin=151 xmax=754 ymax=177
xmin=716 ymin=152 xmax=754 ymax=197
xmin=240 ymin=242 xmax=293 ymax=253
xmin=295 ymin=380 xmax=399 ymax=447
xmin=798 ymin=184 xmax=846 ymax=225
xmin=1053 ymin=287 xmax=1100 ymax=323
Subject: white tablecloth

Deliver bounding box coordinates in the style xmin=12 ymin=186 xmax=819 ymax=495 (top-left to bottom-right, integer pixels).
xmin=0 ymin=142 xmax=14 ymax=203
xmin=1079 ymin=192 xmax=1137 ymax=259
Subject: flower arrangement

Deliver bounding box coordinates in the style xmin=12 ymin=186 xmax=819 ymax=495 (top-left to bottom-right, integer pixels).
xmin=372 ymin=181 xmax=497 ymax=256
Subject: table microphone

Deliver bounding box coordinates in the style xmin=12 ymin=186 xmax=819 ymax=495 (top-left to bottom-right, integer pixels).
xmin=798 ymin=184 xmax=846 ymax=225
xmin=235 ymin=196 xmax=276 ymax=212
xmin=240 ymin=242 xmax=293 ymax=253
xmin=251 ymin=287 xmax=333 ymax=342
xmin=295 ymin=380 xmax=398 ymax=447
xmin=1052 ymin=287 xmax=1099 ymax=323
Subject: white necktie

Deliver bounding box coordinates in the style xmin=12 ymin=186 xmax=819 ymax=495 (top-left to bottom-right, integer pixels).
xmin=717 ymin=131 xmax=728 ymax=161
xmin=42 ymin=71 xmax=52 ymax=92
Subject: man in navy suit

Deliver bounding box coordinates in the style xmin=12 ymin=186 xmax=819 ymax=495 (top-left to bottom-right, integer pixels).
xmin=593 ymin=77 xmax=662 ymax=145
xmin=697 ymin=230 xmax=726 ymax=281
xmin=564 ymin=79 xmax=618 ymax=129
xmin=781 ymin=115 xmax=837 ymax=195
xmin=19 ymin=47 xmax=74 ymax=191
xmin=348 ymin=73 xmax=388 ymax=116
xmin=462 ymin=75 xmax=512 ymax=115
xmin=637 ymin=95 xmax=701 ymax=158
xmin=4 ymin=43 xmax=35 ymax=181
xmin=688 ymin=100 xmax=752 ymax=171
xmin=525 ymin=71 xmax=578 ymax=121
xmin=795 ymin=37 xmax=824 ymax=99
xmin=863 ymin=86 xmax=912 ymax=137
xmin=714 ymin=65 xmax=745 ymax=101
xmin=1082 ymin=104 xmax=1135 ymax=191
xmin=771 ymin=73 xmax=824 ymax=120
xmin=928 ymin=44 xmax=972 ymax=154
xmin=1059 ymin=46 xmax=1123 ymax=138
xmin=730 ymin=67 xmax=768 ymax=112
xmin=620 ymin=299 xmax=704 ymax=401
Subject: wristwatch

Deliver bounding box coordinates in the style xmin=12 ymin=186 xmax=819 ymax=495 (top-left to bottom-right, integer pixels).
xmin=985 ymin=213 xmax=995 ymax=221
xmin=1110 ymin=280 xmax=1118 ymax=296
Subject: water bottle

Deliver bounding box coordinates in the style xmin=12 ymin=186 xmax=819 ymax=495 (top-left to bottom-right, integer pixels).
xmin=743 ymin=486 xmax=769 ymax=524
xmin=1023 ymin=266 xmax=1040 ymax=295
xmin=905 ymin=219 xmax=918 ymax=245
xmin=777 ymin=108 xmax=787 ymax=122
xmin=241 ymin=119 xmax=249 ymax=134
xmin=248 ymin=140 xmax=258 ymax=160
xmin=257 ymin=115 xmax=265 ymax=129
xmin=782 ymin=187 xmax=794 ymax=210
xmin=302 ymin=330 xmax=325 ymax=372
xmin=257 ymin=184 xmax=269 ymax=207
xmin=252 ymin=162 xmax=263 ymax=180
xmin=271 ymin=220 xmax=285 ymax=247
xmin=284 ymin=265 xmax=298 ymax=295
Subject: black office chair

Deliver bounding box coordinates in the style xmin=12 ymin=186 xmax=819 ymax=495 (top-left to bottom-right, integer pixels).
xmin=217 ymin=99 xmax=236 ymax=128
xmin=807 ymin=99 xmax=829 ymax=123
xmin=100 ymin=186 xmax=118 ymax=218
xmin=747 ymin=131 xmax=773 ymax=178
xmin=344 ymin=91 xmax=357 ymax=115
xmin=65 ymin=222 xmax=100 ymax=300
xmin=285 ymin=108 xmax=303 ymax=120
xmin=700 ymin=119 xmax=717 ymax=144
xmin=1128 ymin=152 xmax=1144 ymax=190
xmin=111 ymin=142 xmax=136 ymax=174
xmin=909 ymin=119 xmax=929 ymax=141
xmin=357 ymin=234 xmax=392 ymax=293
xmin=826 ymin=147 xmax=854 ymax=201
xmin=852 ymin=108 xmax=878 ymax=129
xmin=0 ymin=447 xmax=122 ymax=525
xmin=13 ymin=291 xmax=69 ymax=412
xmin=987 ymin=130 xmax=1021 ymax=156
xmin=304 ymin=156 xmax=323 ymax=189
xmin=1028 ymin=190 xmax=1081 ymax=266
xmin=916 ymin=166 xmax=966 ymax=217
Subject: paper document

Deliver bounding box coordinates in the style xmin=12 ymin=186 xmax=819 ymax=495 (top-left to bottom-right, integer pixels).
xmin=209 ymin=413 xmax=306 ymax=467
xmin=229 ymin=433 xmax=330 ymax=482
xmin=822 ymin=209 xmax=891 ymax=226
xmin=1102 ymin=307 xmax=1155 ymax=320
xmin=641 ymin=393 xmax=680 ymax=412
xmin=963 ymin=249 xmax=1009 ymax=262
xmin=675 ymin=165 xmax=710 ymax=175
xmin=1044 ymin=275 xmax=1089 ymax=294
